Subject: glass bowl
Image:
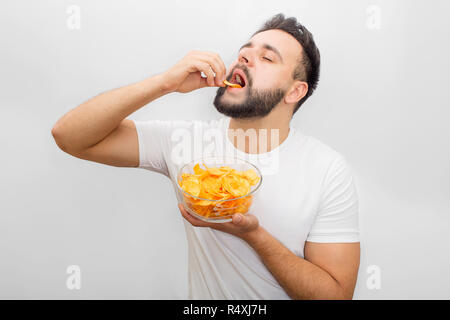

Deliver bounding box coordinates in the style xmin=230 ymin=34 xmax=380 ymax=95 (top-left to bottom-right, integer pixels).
xmin=176 ymin=156 xmax=262 ymax=223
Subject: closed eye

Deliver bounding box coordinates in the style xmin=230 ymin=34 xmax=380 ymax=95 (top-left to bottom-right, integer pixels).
xmin=263 ymin=57 xmax=272 ymax=62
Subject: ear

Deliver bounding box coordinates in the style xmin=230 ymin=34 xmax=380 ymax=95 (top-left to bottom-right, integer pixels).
xmin=284 ymin=80 xmax=308 ymax=105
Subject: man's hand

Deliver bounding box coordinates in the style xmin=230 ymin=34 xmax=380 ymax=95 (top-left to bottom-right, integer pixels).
xmin=178 ymin=203 xmax=259 ymax=239
xmin=178 ymin=202 xmax=359 ymax=299
xmin=163 ymin=50 xmax=227 ymax=94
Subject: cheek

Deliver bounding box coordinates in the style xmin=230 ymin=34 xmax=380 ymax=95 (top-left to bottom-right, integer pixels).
xmin=252 ymin=71 xmax=278 ymax=89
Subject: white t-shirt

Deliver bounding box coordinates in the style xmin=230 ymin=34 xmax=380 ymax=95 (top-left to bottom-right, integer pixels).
xmin=133 ymin=116 xmax=359 ymax=299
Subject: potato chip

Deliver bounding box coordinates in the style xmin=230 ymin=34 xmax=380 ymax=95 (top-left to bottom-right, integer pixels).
xmin=193 ymin=163 xmax=206 ymax=175
xmin=180 ymin=176 xmax=201 ymax=197
xmin=202 ymin=176 xmax=222 ymax=196
xmin=206 ymin=167 xmax=224 ymax=176
xmin=223 ymin=79 xmax=242 ymax=88
xmin=179 ymin=162 xmax=260 ymax=219
xmin=222 ymin=175 xmax=250 ymax=197
xmin=241 ymin=169 xmax=261 ymax=185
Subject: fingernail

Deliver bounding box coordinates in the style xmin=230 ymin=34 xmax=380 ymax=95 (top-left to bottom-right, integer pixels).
xmin=234 ymin=214 xmax=242 ymax=223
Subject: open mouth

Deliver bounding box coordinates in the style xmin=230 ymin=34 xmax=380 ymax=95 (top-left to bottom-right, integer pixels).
xmin=230 ymin=70 xmax=246 ymax=88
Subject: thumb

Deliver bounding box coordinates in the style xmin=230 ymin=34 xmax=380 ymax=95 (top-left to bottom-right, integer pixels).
xmin=232 ymin=213 xmax=245 ymax=226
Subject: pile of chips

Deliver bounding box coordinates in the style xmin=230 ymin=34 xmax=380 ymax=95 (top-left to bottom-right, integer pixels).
xmin=178 ymin=163 xmax=261 ymax=219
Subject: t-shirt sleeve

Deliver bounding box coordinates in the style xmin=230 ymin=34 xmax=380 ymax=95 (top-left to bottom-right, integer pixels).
xmin=132 ymin=119 xmax=172 ymax=178
xmin=306 ymin=156 xmax=360 ymax=243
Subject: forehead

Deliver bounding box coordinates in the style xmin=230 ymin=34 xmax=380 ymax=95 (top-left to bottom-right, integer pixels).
xmin=249 ymin=29 xmax=303 ymax=65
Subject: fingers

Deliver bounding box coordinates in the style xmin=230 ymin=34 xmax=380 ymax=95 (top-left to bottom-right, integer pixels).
xmin=232 ymin=213 xmax=245 ymax=226
xmin=191 ymin=51 xmax=227 ymax=87
xmin=232 ymin=213 xmax=258 ymax=231
xmin=178 ymin=203 xmax=213 ymax=228
xmin=179 ymin=203 xmax=259 ymax=238
xmin=207 ymin=52 xmax=227 ymax=86
xmin=195 ymin=61 xmax=215 ymax=87
xmin=178 ymin=202 xmax=235 ymax=231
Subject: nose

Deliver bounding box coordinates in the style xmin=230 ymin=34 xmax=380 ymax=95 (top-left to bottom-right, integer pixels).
xmin=232 ymin=51 xmax=253 ymax=82
xmin=238 ymin=51 xmax=253 ymax=67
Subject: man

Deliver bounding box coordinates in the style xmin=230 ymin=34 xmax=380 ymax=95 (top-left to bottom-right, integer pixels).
xmin=51 ymin=13 xmax=360 ymax=300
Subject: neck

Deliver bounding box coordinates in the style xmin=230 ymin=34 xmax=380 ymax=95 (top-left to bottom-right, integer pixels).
xmin=227 ymin=109 xmax=291 ymax=154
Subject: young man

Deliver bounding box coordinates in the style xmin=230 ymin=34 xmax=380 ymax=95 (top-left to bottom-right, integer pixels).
xmin=51 ymin=13 xmax=360 ymax=299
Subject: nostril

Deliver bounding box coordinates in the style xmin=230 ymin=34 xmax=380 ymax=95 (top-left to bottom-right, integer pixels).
xmin=239 ymin=56 xmax=248 ymax=64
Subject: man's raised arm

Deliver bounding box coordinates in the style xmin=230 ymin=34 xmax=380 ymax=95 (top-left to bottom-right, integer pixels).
xmin=51 ymin=73 xmax=171 ymax=167
xmin=51 ymin=50 xmax=227 ymax=167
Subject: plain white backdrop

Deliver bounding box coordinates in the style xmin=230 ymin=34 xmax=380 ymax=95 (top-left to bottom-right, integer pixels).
xmin=1 ymin=0 xmax=449 ymax=299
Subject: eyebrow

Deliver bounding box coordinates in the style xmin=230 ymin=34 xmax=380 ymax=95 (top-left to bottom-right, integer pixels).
xmin=238 ymin=41 xmax=284 ymax=63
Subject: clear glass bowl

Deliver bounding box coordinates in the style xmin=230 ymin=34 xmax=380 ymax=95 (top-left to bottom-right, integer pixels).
xmin=176 ymin=156 xmax=262 ymax=223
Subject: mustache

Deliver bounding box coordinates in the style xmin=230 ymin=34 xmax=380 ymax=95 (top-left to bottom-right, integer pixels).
xmin=229 ymin=65 xmax=250 ymax=83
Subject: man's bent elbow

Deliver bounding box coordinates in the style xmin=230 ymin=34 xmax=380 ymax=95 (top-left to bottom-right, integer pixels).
xmin=51 ymin=125 xmax=70 ymax=153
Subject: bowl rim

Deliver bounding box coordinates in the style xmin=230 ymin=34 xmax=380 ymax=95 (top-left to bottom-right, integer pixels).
xmin=176 ymin=156 xmax=263 ymax=202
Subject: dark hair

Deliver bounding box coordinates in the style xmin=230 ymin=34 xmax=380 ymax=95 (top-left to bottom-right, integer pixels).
xmin=251 ymin=13 xmax=320 ymax=115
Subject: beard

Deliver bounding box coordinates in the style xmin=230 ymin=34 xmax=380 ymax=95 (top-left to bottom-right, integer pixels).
xmin=213 ymin=75 xmax=287 ymax=119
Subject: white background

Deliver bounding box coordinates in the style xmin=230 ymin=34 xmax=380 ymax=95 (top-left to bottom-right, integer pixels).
xmin=1 ymin=0 xmax=449 ymax=299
